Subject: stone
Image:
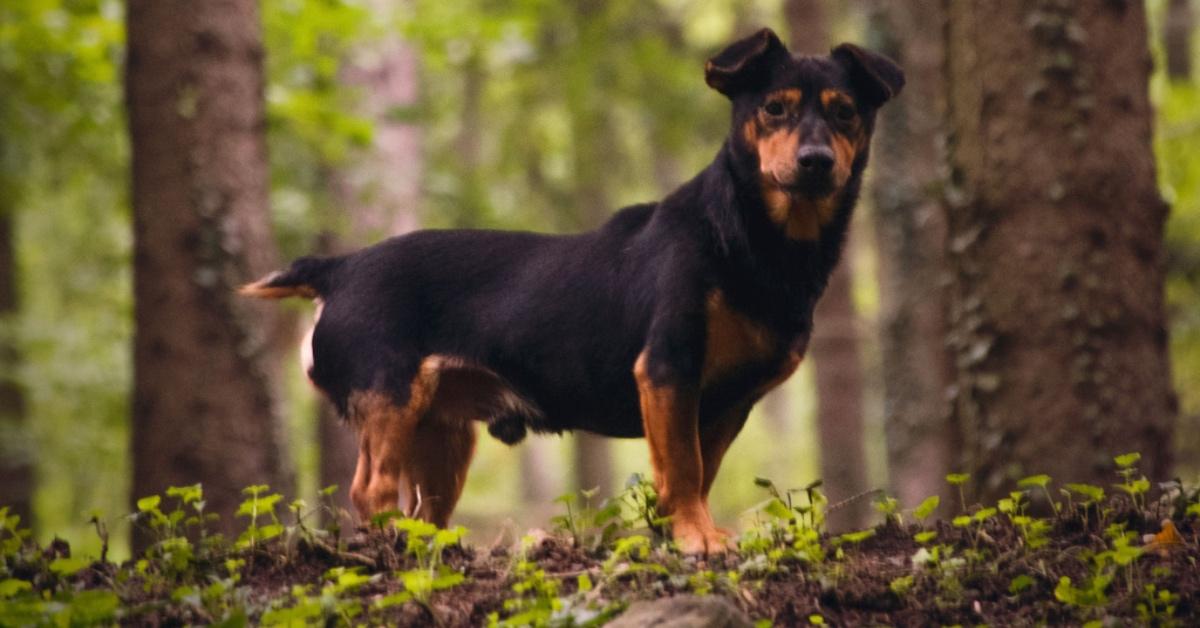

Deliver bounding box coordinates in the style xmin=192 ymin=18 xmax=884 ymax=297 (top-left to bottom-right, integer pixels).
xmin=606 ymin=595 xmax=754 ymax=628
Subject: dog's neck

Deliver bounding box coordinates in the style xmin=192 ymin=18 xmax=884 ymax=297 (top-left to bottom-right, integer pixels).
xmin=659 ymin=141 xmax=866 ymax=333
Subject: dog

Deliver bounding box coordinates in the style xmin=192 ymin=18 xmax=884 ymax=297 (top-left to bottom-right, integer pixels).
xmin=241 ymin=28 xmax=903 ymax=554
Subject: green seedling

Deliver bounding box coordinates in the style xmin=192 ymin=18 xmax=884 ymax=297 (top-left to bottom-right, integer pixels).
xmin=1017 ymin=474 xmax=1059 ymax=515
xmin=946 ymin=473 xmax=970 ymax=513
xmin=1113 ymin=453 xmax=1150 ymax=512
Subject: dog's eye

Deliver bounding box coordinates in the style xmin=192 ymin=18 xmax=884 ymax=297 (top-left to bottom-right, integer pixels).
xmin=763 ymin=101 xmax=785 ymax=117
xmin=833 ymin=103 xmax=856 ymax=122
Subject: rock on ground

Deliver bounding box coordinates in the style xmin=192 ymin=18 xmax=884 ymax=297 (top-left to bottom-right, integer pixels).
xmin=607 ymin=595 xmax=754 ymax=628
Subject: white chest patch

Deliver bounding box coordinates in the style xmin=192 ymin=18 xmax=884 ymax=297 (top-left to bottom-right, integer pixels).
xmin=301 ymin=299 xmax=323 ymax=380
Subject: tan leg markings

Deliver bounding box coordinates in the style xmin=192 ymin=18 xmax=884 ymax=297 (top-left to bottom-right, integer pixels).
xmin=634 ymin=352 xmax=728 ymax=554
xmin=346 ymin=363 xmax=440 ymax=521
xmin=403 ymin=418 xmax=477 ymax=528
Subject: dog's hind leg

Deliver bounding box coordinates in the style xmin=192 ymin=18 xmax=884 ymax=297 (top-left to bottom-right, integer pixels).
xmin=347 ymin=365 xmax=439 ymax=520
xmin=403 ymin=418 xmax=477 ymax=527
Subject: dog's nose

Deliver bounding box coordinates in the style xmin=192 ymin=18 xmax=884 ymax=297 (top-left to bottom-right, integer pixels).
xmin=797 ymin=146 xmax=835 ymax=174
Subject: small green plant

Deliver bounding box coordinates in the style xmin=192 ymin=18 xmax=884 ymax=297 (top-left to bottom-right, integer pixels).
xmin=1017 ymin=473 xmax=1059 ymax=515
xmin=1062 ymin=483 xmax=1106 ymax=528
xmin=872 ymin=495 xmax=902 ymax=527
xmin=912 ymin=495 xmax=940 ymax=544
xmin=1136 ymin=584 xmax=1179 ymax=626
xmin=262 ymin=566 xmax=375 ymax=626
xmin=1113 ymin=453 xmax=1151 ymax=512
xmin=235 ymin=484 xmax=285 ymax=551
xmin=375 ymin=518 xmax=468 ymax=608
xmin=946 ymin=473 xmax=971 ymax=513
xmin=551 ymin=487 xmax=624 ymax=552
xmin=738 ymin=477 xmax=827 ymax=575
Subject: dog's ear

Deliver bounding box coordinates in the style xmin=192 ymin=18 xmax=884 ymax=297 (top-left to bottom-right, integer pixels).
xmin=831 ymin=43 xmax=905 ymax=106
xmin=705 ymin=28 xmax=788 ymax=98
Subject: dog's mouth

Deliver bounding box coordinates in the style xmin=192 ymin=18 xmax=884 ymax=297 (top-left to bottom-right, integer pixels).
xmin=771 ymin=172 xmax=836 ymax=199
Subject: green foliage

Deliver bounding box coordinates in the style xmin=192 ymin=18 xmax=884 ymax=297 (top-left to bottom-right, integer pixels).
xmin=550 ymin=487 xmax=624 ymax=552
xmin=738 ymin=478 xmax=827 ymax=576
xmin=236 ymin=485 xmax=285 ymax=550
xmin=913 ymin=495 xmax=940 ymax=522
xmin=384 ymin=518 xmax=468 ymax=607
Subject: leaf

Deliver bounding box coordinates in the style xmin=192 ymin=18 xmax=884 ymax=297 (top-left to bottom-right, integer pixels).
xmin=914 ymin=530 xmax=938 ymax=544
xmin=914 ymin=495 xmax=940 ymax=520
xmin=1009 ymin=574 xmax=1034 ymax=594
xmin=258 ymin=523 xmax=284 ymax=541
xmin=49 ymin=556 xmax=90 ymax=576
xmin=1017 ymin=474 xmax=1051 ymax=489
xmin=946 ymin=473 xmax=970 ymax=486
xmin=136 ymin=495 xmax=161 ymax=512
xmin=431 ymin=571 xmax=466 ymax=591
xmin=375 ymin=591 xmax=413 ymax=609
xmin=166 ymin=484 xmax=203 ymax=504
xmin=834 ymin=529 xmax=875 ymax=545
xmin=1113 ymin=452 xmax=1141 ymax=468
xmin=1065 ymin=483 xmax=1105 ymax=503
xmin=66 ymin=590 xmax=120 ymax=623
xmin=952 ymin=515 xmax=971 ymax=527
xmin=764 ymin=498 xmax=792 ymax=521
xmin=973 ymin=507 xmax=997 ymax=522
xmin=0 ymin=579 xmax=32 ymax=598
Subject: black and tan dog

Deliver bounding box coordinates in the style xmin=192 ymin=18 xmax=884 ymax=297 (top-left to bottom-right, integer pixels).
xmin=242 ymin=28 xmax=902 ymax=554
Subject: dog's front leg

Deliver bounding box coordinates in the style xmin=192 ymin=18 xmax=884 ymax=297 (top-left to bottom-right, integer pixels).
xmin=634 ymin=351 xmax=728 ymax=554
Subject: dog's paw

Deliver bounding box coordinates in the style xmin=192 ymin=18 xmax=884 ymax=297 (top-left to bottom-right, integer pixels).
xmin=672 ymin=519 xmax=733 ymax=555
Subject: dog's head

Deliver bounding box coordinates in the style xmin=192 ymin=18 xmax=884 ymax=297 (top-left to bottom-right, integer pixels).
xmin=707 ymin=28 xmax=903 ymax=239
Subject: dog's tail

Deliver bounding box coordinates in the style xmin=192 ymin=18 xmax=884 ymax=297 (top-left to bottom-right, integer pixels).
xmin=239 ymin=256 xmax=341 ymax=300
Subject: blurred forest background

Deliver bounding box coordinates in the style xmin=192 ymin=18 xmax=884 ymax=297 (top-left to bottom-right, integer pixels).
xmin=0 ymin=0 xmax=1196 ymax=561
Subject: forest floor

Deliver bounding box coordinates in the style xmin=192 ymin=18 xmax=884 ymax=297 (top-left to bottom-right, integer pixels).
xmin=2 ymin=463 xmax=1199 ymax=626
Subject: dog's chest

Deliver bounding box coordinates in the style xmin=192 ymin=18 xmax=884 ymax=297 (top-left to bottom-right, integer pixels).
xmin=702 ymin=289 xmax=800 ymax=387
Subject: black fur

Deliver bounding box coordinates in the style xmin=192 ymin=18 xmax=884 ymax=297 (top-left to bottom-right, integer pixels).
xmin=253 ymin=28 xmax=903 ymax=445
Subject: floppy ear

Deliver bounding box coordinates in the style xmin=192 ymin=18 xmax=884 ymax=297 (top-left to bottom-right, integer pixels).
xmin=705 ymin=28 xmax=788 ymax=98
xmin=831 ymin=43 xmax=905 ymax=106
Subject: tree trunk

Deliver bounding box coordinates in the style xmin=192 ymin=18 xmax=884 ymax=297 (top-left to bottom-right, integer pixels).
xmin=785 ymin=0 xmax=871 ymax=531
xmin=318 ymin=7 xmax=424 ymax=516
xmin=1165 ymin=0 xmax=1193 ymax=80
xmin=866 ymin=1 xmax=953 ymax=511
xmin=0 ymin=201 xmax=33 ymax=529
xmin=944 ymin=0 xmax=1175 ymax=501
xmin=126 ymin=0 xmax=292 ymax=547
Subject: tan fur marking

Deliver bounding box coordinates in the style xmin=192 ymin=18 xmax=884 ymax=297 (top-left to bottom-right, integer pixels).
xmin=820 ymin=88 xmax=853 ymax=110
xmin=238 ymin=282 xmax=317 ymax=300
xmin=702 ymin=290 xmax=778 ymax=384
xmin=757 ymin=129 xmax=801 ymax=183
xmin=768 ymin=88 xmax=803 ymax=107
xmin=347 ymin=388 xmax=429 ymax=518
xmin=821 ymin=88 xmax=861 ymax=191
xmin=633 ymin=352 xmax=728 ymax=553
xmin=348 ymin=354 xmax=507 ymax=524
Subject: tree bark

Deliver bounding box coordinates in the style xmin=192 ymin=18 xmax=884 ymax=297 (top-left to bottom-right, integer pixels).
xmin=944 ymin=0 xmax=1175 ymax=500
xmin=318 ymin=8 xmax=424 ymax=516
xmin=126 ymin=0 xmax=292 ymax=547
xmin=784 ymin=0 xmax=871 ymax=531
xmin=0 ymin=201 xmax=33 ymax=529
xmin=1165 ymin=0 xmax=1193 ymax=80
xmin=866 ymin=1 xmax=953 ymax=511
